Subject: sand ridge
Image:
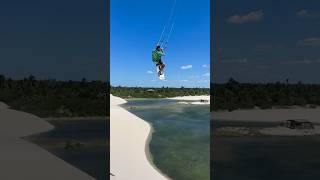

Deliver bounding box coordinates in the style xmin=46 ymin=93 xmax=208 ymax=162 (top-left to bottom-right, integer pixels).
xmin=110 ymin=94 xmax=169 ymax=180
xmin=0 ymin=102 xmax=95 ymax=179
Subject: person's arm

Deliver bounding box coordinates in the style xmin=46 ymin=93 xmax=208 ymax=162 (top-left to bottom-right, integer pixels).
xmin=156 ymin=50 xmax=165 ymax=57
xmin=160 ymin=49 xmax=166 ymax=56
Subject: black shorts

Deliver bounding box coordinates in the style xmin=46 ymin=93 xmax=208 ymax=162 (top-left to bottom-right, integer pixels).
xmin=156 ymin=59 xmax=163 ymax=66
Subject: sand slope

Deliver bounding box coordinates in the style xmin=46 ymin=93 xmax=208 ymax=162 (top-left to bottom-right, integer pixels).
xmin=0 ymin=103 xmax=94 ymax=180
xmin=110 ymin=94 xmax=168 ymax=180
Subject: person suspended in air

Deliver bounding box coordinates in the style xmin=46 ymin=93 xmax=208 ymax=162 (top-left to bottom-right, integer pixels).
xmin=152 ymin=45 xmax=166 ymax=77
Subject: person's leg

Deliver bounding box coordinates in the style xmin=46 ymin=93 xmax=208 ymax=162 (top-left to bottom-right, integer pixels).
xmin=160 ymin=64 xmax=165 ymax=75
xmin=160 ymin=65 xmax=164 ymax=75
xmin=159 ymin=60 xmax=164 ymax=74
xmin=156 ymin=63 xmax=161 ymax=76
xmin=162 ymin=63 xmax=165 ymax=70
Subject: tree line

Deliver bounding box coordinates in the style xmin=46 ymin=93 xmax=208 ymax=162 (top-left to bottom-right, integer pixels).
xmin=5 ymin=74 xmax=318 ymax=115
xmin=212 ymin=78 xmax=320 ymax=111
xmin=111 ymin=86 xmax=209 ymax=98
xmin=0 ymin=75 xmax=109 ymax=117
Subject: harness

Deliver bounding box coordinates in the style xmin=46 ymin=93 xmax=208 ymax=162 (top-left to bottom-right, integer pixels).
xmin=152 ymin=50 xmax=161 ymax=63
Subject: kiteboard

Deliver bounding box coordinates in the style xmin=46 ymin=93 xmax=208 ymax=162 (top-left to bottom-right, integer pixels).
xmin=156 ymin=66 xmax=165 ymax=80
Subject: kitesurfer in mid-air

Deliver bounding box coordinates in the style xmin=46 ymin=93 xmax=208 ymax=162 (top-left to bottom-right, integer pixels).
xmin=152 ymin=45 xmax=166 ymax=76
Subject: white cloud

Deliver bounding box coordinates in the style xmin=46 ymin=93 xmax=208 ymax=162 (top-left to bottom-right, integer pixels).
xmin=298 ymin=37 xmax=320 ymax=46
xmin=227 ymin=10 xmax=264 ymax=24
xmin=181 ymin=65 xmax=193 ymax=70
xmin=147 ymin=70 xmax=153 ymax=74
xmin=202 ymin=73 xmax=210 ymax=77
xmin=197 ymin=80 xmax=209 ymax=83
xmin=202 ymin=64 xmax=209 ymax=68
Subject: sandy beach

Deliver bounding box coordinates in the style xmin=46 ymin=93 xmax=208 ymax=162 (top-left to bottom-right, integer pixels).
xmin=213 ymin=107 xmax=320 ymax=123
xmin=214 ymin=107 xmax=320 ymax=136
xmin=0 ymin=102 xmax=95 ymax=179
xmin=168 ymin=95 xmax=210 ymax=104
xmin=110 ymin=94 xmax=168 ymax=180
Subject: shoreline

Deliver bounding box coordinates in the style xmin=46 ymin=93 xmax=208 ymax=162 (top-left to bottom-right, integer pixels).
xmin=43 ymin=116 xmax=108 ymax=121
xmin=112 ymin=94 xmax=210 ymax=179
xmin=167 ymin=95 xmax=210 ymax=104
xmin=213 ymin=107 xmax=320 ymax=123
xmin=145 ymin=125 xmax=172 ymax=180
xmin=123 ymin=95 xmax=210 ymax=101
xmin=110 ymin=94 xmax=169 ymax=179
xmin=167 ymin=95 xmax=210 ymax=100
xmin=213 ymin=107 xmax=320 ymax=136
xmin=0 ymin=102 xmax=95 ymax=179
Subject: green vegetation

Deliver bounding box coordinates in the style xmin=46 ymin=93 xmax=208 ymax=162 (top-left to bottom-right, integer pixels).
xmin=212 ymin=78 xmax=320 ymax=111
xmin=111 ymin=86 xmax=209 ymax=98
xmin=0 ymin=74 xmax=209 ymax=117
xmin=0 ymin=75 xmax=109 ymax=117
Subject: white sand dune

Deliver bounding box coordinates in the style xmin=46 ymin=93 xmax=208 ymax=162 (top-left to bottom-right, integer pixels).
xmin=167 ymin=95 xmax=210 ymax=101
xmin=0 ymin=102 xmax=95 ymax=179
xmin=214 ymin=108 xmax=320 ymax=136
xmin=213 ymin=108 xmax=320 ymax=123
xmin=168 ymin=95 xmax=210 ymax=105
xmin=110 ymin=94 xmax=168 ymax=180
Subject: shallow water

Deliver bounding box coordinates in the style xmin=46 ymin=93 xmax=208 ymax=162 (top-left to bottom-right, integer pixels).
xmin=124 ymin=99 xmax=210 ymax=180
xmin=26 ymin=119 xmax=107 ymax=180
xmin=213 ymin=120 xmax=320 ymax=180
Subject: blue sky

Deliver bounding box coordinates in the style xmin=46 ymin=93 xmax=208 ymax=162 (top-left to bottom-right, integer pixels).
xmin=111 ymin=0 xmax=210 ymax=88
xmin=213 ymin=0 xmax=320 ymax=83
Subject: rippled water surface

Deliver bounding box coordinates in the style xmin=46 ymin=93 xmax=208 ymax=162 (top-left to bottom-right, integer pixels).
xmin=124 ymin=99 xmax=210 ymax=180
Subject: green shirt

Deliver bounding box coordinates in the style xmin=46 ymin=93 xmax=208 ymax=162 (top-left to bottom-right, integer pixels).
xmin=152 ymin=50 xmax=165 ymax=62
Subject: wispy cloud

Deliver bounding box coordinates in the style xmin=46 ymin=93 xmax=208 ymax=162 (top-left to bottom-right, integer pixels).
xmin=227 ymin=10 xmax=264 ymax=24
xmin=181 ymin=65 xmax=193 ymax=70
xmin=147 ymin=70 xmax=153 ymax=74
xmin=190 ymin=74 xmax=199 ymax=78
xmin=202 ymin=64 xmax=209 ymax=68
xmin=179 ymin=79 xmax=209 ymax=84
xmin=202 ymin=73 xmax=210 ymax=77
xmin=197 ymin=80 xmax=209 ymax=83
xmin=298 ymin=37 xmax=320 ymax=46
